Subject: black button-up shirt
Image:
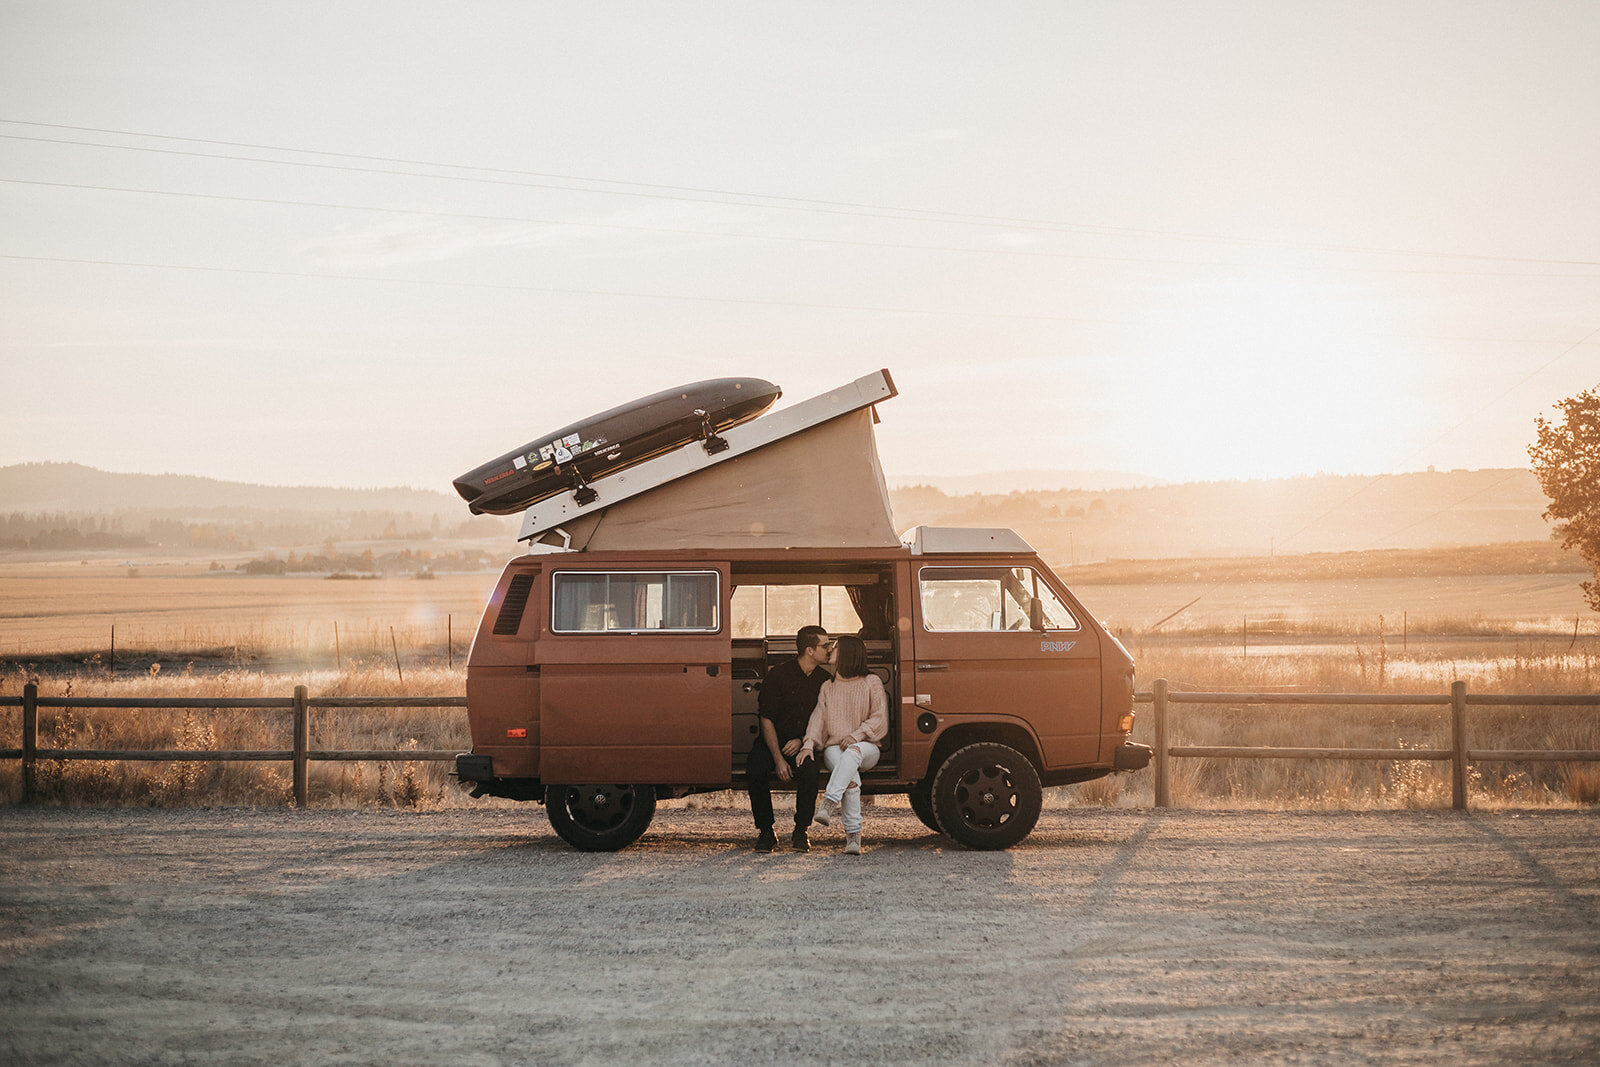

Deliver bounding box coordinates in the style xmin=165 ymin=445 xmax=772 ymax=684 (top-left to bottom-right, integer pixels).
xmin=757 ymin=657 xmax=828 ymax=744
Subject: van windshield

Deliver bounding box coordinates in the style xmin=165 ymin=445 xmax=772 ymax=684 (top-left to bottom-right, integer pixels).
xmin=918 ymin=566 xmax=1078 ymax=632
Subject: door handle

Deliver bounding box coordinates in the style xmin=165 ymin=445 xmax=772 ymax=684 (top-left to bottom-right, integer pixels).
xmin=916 ymin=663 xmax=949 ymax=671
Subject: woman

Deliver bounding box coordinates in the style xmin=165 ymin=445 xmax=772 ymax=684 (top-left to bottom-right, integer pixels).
xmin=796 ymin=635 xmax=888 ymax=854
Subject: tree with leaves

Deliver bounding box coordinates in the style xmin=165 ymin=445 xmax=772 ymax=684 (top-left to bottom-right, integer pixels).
xmin=1529 ymin=387 xmax=1600 ymax=613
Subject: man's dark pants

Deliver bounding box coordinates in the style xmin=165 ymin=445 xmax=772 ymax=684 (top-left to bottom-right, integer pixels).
xmin=746 ymin=740 xmax=821 ymax=832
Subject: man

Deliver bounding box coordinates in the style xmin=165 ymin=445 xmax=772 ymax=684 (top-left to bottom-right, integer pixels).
xmin=747 ymin=625 xmax=831 ymax=852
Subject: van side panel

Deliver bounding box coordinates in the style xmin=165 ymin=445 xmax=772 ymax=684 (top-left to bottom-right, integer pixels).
xmin=534 ymin=562 xmax=734 ymax=785
xmin=910 ymin=559 xmax=1103 ymax=769
xmin=893 ymin=560 xmax=933 ymax=780
xmin=465 ymin=670 xmax=540 ymax=778
xmin=465 ymin=562 xmax=543 ymax=778
xmin=538 ymin=663 xmax=730 ymax=783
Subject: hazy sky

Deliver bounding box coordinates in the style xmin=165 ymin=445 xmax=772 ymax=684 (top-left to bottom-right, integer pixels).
xmin=3 ymin=1 xmax=1597 ymax=492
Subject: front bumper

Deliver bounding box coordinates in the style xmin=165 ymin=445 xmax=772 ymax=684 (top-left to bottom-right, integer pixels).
xmin=1114 ymin=742 xmax=1153 ymax=771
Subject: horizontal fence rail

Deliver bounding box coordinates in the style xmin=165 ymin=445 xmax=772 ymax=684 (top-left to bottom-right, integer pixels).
xmin=1 ymin=684 xmax=466 ymax=806
xmin=5 ymin=680 xmax=1599 ymax=810
xmin=1135 ymin=678 xmax=1600 ymax=809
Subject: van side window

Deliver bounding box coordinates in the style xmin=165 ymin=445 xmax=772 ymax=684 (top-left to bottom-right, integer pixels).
xmin=918 ymin=567 xmax=1079 ymax=632
xmin=552 ymin=570 xmax=720 ymax=633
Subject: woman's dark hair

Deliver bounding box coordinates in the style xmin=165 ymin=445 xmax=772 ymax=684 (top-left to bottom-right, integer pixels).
xmin=832 ymin=634 xmax=868 ymax=680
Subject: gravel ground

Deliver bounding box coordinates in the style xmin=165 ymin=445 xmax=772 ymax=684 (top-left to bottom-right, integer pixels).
xmin=2 ymin=805 xmax=1597 ymax=1065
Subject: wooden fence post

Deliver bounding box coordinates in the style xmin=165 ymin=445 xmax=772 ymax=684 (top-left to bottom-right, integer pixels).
xmin=22 ymin=682 xmax=37 ymax=804
xmin=1153 ymin=677 xmax=1170 ymax=808
xmin=293 ymin=684 xmax=309 ymax=809
xmin=1451 ymin=680 xmax=1468 ymax=810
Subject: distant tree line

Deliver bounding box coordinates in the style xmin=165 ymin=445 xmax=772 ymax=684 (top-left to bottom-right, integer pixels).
xmin=240 ymin=546 xmax=494 ymax=575
xmin=0 ymin=509 xmax=513 ymax=551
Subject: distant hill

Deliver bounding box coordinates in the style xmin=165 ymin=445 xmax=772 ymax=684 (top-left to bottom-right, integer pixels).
xmin=0 ymin=462 xmax=460 ymax=517
xmin=0 ymin=461 xmax=1559 ymax=563
xmin=889 ymin=467 xmax=1554 ymax=562
xmin=0 ymin=462 xmax=511 ymax=554
xmin=888 ymin=468 xmax=1163 ymax=494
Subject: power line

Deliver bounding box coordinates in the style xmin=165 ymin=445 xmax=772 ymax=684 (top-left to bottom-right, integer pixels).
xmin=4 ymin=243 xmax=1592 ymax=349
xmin=8 ymin=175 xmax=1598 ymax=282
xmin=0 ymin=252 xmax=1135 ymax=325
xmin=5 ymin=119 xmax=1599 ymax=267
xmin=1362 ymin=470 xmax=1530 ymax=549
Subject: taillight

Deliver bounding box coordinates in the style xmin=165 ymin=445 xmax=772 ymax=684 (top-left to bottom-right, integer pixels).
xmin=506 ymin=727 xmax=528 ymax=739
xmin=1118 ymin=714 xmax=1135 ymax=733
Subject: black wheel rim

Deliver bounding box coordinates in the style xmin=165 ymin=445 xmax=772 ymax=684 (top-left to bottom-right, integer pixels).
xmin=951 ymin=763 xmax=1017 ymax=829
xmin=566 ymin=785 xmax=635 ymax=832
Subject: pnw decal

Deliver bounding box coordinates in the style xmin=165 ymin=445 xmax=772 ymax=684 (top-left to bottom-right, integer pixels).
xmin=1041 ymin=640 xmax=1077 ymax=653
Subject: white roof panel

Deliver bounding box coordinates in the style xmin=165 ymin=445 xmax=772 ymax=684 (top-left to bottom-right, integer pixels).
xmin=901 ymin=526 xmax=1034 ymax=555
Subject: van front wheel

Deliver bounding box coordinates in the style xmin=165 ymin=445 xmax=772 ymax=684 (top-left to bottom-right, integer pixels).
xmin=907 ymin=777 xmax=941 ymax=833
xmin=545 ymin=784 xmax=656 ymax=851
xmin=930 ymin=743 xmax=1042 ymax=850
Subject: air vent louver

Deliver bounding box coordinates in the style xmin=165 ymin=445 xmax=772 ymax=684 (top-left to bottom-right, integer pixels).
xmin=493 ymin=574 xmax=536 ymax=635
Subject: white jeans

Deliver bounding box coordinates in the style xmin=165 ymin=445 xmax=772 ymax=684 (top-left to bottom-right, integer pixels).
xmin=821 ymin=741 xmax=881 ymax=834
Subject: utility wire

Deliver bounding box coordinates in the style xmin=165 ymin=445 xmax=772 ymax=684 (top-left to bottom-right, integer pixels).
xmin=8 ymin=175 xmax=1597 ymax=282
xmin=1 ymin=241 xmax=1587 ymax=348
xmin=1361 ymin=470 xmax=1530 ymax=549
xmin=0 ymin=252 xmax=1134 ymax=325
xmin=5 ymin=120 xmax=1599 ymax=267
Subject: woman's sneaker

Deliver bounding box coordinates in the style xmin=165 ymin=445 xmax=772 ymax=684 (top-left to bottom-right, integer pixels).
xmin=844 ymin=832 xmax=862 ymax=855
xmin=813 ymin=796 xmax=838 ymax=827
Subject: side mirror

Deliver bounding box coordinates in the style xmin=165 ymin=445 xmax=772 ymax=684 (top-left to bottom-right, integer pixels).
xmin=1029 ymin=599 xmax=1046 ymax=631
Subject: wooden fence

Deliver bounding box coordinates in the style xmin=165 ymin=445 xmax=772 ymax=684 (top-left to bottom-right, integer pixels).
xmin=1140 ymin=678 xmax=1600 ymax=809
xmin=0 ymin=683 xmax=464 ymax=806
xmin=3 ymin=680 xmax=1598 ymax=810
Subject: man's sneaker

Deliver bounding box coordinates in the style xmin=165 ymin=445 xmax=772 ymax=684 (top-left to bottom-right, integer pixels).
xmin=844 ymin=832 xmax=862 ymax=855
xmin=813 ymin=795 xmax=838 ymax=827
xmin=754 ymin=828 xmax=777 ymax=852
xmin=790 ymin=829 xmax=810 ymax=853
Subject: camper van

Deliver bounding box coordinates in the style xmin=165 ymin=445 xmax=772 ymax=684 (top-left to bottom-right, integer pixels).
xmin=455 ymin=526 xmax=1148 ymax=850
xmin=451 ymin=369 xmax=1149 ymax=850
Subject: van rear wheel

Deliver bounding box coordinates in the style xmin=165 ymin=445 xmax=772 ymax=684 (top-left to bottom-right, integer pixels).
xmin=545 ymin=784 xmax=656 ymax=851
xmin=930 ymin=743 xmax=1042 ymax=850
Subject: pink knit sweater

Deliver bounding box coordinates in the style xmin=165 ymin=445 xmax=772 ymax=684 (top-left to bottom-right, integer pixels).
xmin=801 ymin=674 xmax=889 ymax=751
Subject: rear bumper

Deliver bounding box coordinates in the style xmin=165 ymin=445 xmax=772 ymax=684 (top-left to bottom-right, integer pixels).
xmin=455 ymin=753 xmax=495 ymax=782
xmin=1114 ymin=742 xmax=1153 ymax=771
xmin=453 ymin=753 xmax=544 ymax=801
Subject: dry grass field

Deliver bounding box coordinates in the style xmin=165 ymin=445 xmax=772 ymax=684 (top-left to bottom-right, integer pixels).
xmin=0 ymin=558 xmax=499 ymax=663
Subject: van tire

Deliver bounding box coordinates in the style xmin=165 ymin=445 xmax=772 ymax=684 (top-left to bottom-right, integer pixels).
xmin=907 ymin=777 xmax=941 ymax=833
xmin=545 ymin=784 xmax=656 ymax=851
xmin=930 ymin=743 xmax=1042 ymax=851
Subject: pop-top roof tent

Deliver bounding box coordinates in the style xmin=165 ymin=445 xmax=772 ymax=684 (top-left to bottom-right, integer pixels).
xmin=480 ymin=369 xmax=904 ymax=552
xmin=455 ymin=368 xmax=1037 ymax=556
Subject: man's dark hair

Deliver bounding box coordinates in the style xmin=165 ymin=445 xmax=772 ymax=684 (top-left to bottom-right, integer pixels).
xmin=832 ymin=635 xmax=868 ymax=679
xmin=796 ymin=625 xmax=828 ymax=656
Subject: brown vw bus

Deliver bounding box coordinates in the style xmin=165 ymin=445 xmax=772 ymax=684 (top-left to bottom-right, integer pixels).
xmin=455 ymin=525 xmax=1150 ymax=850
